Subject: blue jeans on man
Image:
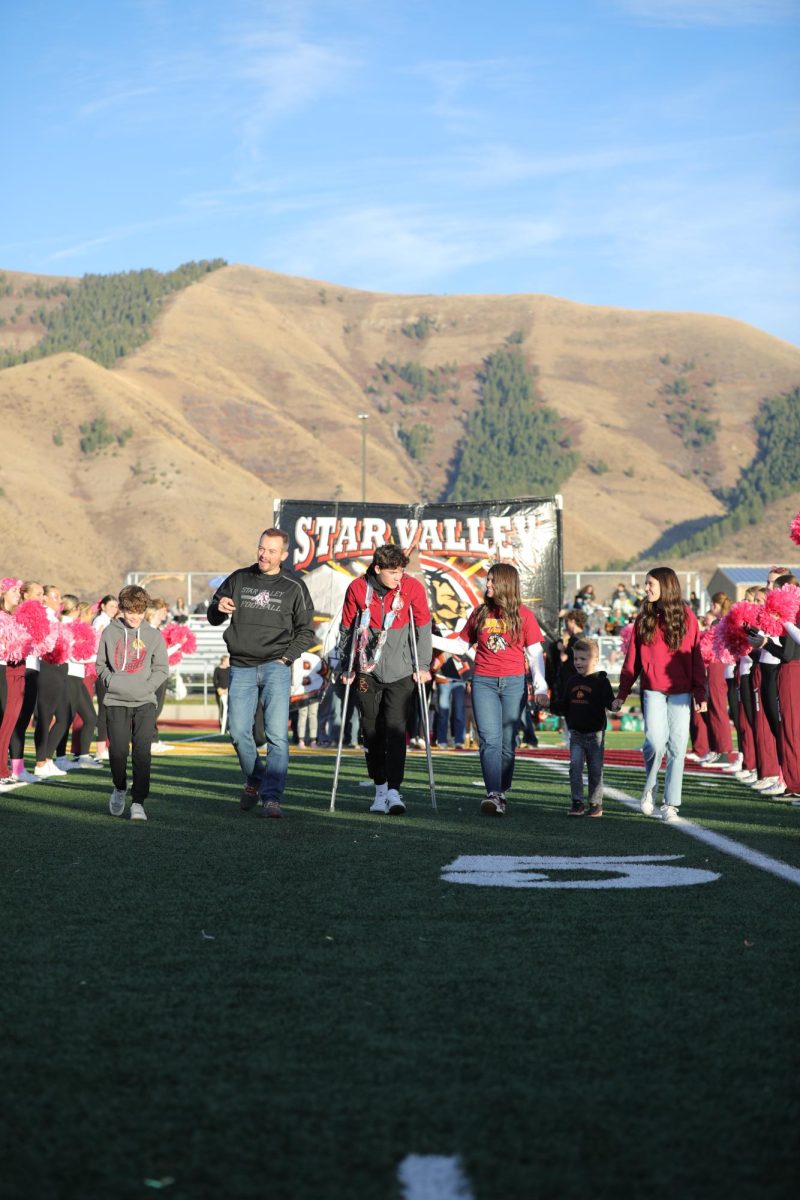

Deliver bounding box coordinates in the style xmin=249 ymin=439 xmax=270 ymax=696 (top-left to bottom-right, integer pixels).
xmin=228 ymin=661 xmax=291 ymax=802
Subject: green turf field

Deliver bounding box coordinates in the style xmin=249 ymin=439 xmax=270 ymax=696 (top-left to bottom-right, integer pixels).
xmin=2 ymin=739 xmax=799 ymax=1200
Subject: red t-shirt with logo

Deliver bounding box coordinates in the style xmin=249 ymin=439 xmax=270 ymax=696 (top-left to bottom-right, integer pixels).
xmin=465 ymin=604 xmax=543 ymax=677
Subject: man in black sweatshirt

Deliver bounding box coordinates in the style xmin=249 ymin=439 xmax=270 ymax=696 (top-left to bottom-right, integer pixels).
xmin=208 ymin=528 xmax=315 ymax=817
xmin=550 ymin=637 xmax=615 ymax=817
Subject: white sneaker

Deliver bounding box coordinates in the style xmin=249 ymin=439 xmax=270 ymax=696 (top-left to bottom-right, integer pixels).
xmin=760 ymin=780 xmax=787 ymax=797
xmin=130 ymin=802 xmax=148 ymax=821
xmin=94 ymin=746 xmax=110 ymax=761
xmin=751 ymin=776 xmax=779 ymax=791
xmin=386 ymin=788 xmax=406 ymax=815
xmin=34 ymin=761 xmax=66 ymax=778
xmin=109 ymin=788 xmax=127 ymax=816
xmin=685 ymin=752 xmax=702 ymax=763
xmin=721 ymin=755 xmax=744 ymax=774
xmin=735 ymin=769 xmax=757 ymax=784
xmin=54 ymin=756 xmax=80 ymax=772
xmin=661 ymin=804 xmax=680 ymax=822
xmin=75 ymin=755 xmax=103 ymax=770
xmin=369 ymin=783 xmax=389 ymax=814
xmin=640 ymin=791 xmax=654 ymax=816
xmin=700 ymin=752 xmax=721 ymax=767
xmin=13 ymin=770 xmax=39 ymax=784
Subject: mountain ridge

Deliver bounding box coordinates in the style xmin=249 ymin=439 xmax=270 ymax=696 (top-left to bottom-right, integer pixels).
xmin=1 ymin=263 xmax=798 ymax=595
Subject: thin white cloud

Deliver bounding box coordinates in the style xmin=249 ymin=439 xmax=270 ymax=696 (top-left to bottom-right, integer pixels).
xmin=78 ymin=86 xmax=161 ymax=119
xmin=262 ymin=205 xmax=561 ymax=291
xmin=611 ymin=1 xmax=797 ymax=26
xmin=233 ymin=33 xmax=358 ymax=157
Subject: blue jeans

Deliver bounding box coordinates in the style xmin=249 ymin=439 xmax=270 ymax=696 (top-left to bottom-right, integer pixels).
xmin=642 ymin=690 xmax=691 ymax=807
xmin=228 ymin=662 xmax=291 ymax=802
xmin=471 ymin=674 xmax=526 ymax=795
xmin=569 ymin=729 xmax=605 ymax=807
xmin=436 ymin=679 xmax=466 ymax=746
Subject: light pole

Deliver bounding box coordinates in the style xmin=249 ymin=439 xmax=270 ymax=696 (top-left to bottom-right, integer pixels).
xmin=357 ymin=412 xmax=369 ymax=502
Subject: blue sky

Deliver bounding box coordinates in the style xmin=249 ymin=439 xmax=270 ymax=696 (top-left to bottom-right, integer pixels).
xmin=2 ymin=0 xmax=798 ymax=344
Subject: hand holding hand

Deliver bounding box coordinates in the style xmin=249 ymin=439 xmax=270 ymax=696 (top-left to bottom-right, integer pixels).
xmin=610 ymin=698 xmax=623 ymax=712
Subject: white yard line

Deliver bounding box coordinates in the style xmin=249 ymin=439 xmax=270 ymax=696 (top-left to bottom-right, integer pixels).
xmin=539 ymin=760 xmax=800 ymax=888
xmin=398 ymin=1155 xmax=474 ymax=1200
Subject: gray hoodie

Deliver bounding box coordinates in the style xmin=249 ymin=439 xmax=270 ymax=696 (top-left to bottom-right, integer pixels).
xmin=95 ymin=618 xmax=169 ymax=708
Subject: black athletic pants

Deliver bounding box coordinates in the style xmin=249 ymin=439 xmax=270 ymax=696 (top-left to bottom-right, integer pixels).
xmin=759 ymin=662 xmax=781 ymax=741
xmin=356 ymin=673 xmax=415 ymax=790
xmin=34 ymin=662 xmax=67 ymax=760
xmin=48 ymin=675 xmax=98 ymax=759
xmin=106 ymin=703 xmax=157 ymax=805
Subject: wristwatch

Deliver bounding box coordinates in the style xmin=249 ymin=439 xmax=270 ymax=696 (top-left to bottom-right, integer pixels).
xmin=279 ymin=656 xmax=292 ymax=666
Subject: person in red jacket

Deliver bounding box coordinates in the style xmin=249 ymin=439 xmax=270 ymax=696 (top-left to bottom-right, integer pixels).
xmin=612 ymin=566 xmax=706 ymax=822
xmin=339 ymin=544 xmax=431 ymax=815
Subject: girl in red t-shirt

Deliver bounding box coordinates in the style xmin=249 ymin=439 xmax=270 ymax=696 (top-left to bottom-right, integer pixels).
xmin=465 ymin=563 xmax=548 ymax=815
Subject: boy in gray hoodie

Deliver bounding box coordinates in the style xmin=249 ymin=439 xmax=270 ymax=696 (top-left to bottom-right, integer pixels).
xmin=95 ymin=585 xmax=169 ymax=821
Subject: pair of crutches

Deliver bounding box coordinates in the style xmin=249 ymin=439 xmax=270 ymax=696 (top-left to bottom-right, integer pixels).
xmin=329 ymin=608 xmax=437 ymax=812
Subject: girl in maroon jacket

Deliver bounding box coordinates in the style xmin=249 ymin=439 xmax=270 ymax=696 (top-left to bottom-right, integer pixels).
xmin=612 ymin=566 xmax=706 ymax=822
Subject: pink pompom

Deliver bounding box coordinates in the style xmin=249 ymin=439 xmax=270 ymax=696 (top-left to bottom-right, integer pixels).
xmin=790 ymin=511 xmax=800 ymax=547
xmin=764 ymin=583 xmax=800 ymax=627
xmin=15 ymin=600 xmax=58 ymax=655
xmin=42 ymin=625 xmax=71 ymax=665
xmin=0 ymin=611 xmax=31 ymax=662
xmin=698 ymin=627 xmax=715 ymax=665
xmin=69 ymin=622 xmax=100 ymax=661
xmin=161 ymin=621 xmax=196 ymax=665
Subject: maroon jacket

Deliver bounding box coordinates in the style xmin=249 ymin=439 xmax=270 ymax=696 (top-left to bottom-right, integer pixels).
xmin=616 ymin=605 xmax=705 ymax=705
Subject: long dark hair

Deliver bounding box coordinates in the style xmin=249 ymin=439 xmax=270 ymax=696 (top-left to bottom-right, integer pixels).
xmin=637 ymin=566 xmax=687 ymax=650
xmin=472 ymin=563 xmax=522 ymax=643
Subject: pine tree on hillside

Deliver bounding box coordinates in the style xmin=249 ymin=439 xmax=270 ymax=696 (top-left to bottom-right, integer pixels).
xmin=445 ymin=348 xmax=578 ymax=500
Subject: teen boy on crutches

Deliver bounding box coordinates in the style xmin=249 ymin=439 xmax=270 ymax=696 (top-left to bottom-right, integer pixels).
xmin=336 ymin=544 xmax=431 ymax=814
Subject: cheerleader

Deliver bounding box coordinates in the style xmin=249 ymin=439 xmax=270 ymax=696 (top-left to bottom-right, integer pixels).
xmin=46 ymin=596 xmax=100 ymax=769
xmin=91 ymin=594 xmax=119 ymax=761
xmin=0 ymin=578 xmax=26 ymax=785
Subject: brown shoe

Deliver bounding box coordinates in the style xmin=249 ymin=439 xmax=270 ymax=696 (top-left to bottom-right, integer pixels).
xmin=240 ymin=784 xmax=259 ymax=811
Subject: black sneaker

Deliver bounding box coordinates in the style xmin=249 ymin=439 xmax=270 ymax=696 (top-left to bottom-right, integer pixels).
xmin=587 ymin=803 xmax=603 ymax=818
xmin=568 ymin=801 xmax=586 ymax=816
xmin=240 ymin=785 xmax=259 ymax=811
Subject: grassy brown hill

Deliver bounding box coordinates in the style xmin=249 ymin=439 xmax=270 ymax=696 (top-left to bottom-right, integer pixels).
xmin=0 ymin=263 xmax=798 ymax=596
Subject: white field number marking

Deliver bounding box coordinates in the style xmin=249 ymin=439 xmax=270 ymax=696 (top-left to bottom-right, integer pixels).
xmin=442 ymin=854 xmax=720 ymax=889
xmin=398 ymin=1154 xmax=474 ymax=1200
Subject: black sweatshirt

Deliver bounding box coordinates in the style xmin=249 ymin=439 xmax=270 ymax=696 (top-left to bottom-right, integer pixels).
xmin=550 ymin=669 xmax=615 ymax=733
xmin=207 ymin=564 xmax=315 ymax=668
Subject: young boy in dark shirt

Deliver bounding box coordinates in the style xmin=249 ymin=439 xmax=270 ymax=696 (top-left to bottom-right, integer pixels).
xmin=551 ymin=637 xmax=615 ymax=817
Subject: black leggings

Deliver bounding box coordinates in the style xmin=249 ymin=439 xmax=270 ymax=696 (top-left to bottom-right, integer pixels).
xmin=759 ymin=662 xmax=781 ymax=741
xmin=48 ymin=675 xmax=98 ymax=759
xmin=34 ymin=662 xmax=68 ymax=760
